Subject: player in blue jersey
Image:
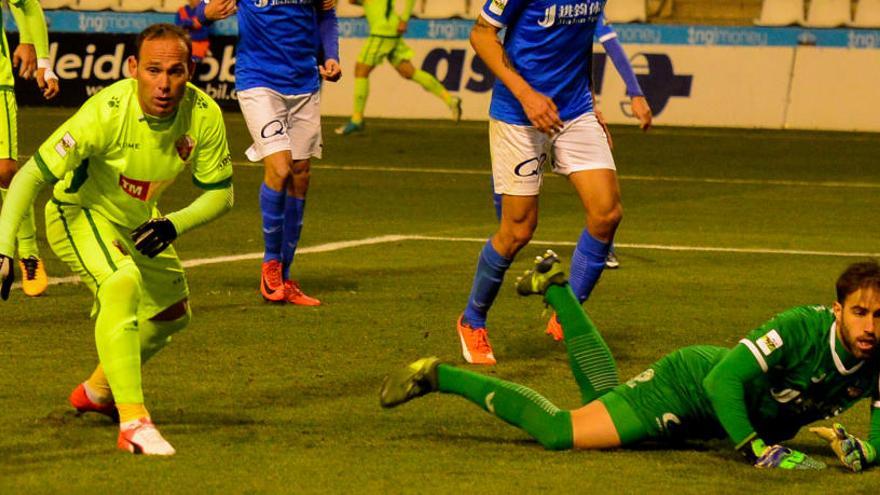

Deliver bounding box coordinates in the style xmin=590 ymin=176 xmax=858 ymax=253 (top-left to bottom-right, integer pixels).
xmin=488 ymin=12 xmax=651 ymax=273
xmin=456 ymin=0 xmax=622 ymax=365
xmin=197 ymin=0 xmax=340 ymax=306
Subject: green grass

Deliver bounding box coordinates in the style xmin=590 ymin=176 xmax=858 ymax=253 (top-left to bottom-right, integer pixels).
xmin=2 ymin=108 xmax=879 ymax=493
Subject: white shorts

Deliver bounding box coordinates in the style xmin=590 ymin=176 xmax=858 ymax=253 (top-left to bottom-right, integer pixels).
xmin=238 ymin=87 xmax=323 ymax=162
xmin=490 ymin=112 xmax=615 ymax=196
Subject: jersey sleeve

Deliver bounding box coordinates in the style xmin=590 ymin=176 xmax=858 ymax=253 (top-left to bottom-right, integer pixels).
xmin=30 ymin=98 xmax=108 ymax=184
xmin=191 ymin=97 xmax=233 ymax=191
xmin=736 ymin=307 xmax=811 ymax=374
xmin=594 ymin=13 xmax=617 ymax=42
xmin=481 ymin=0 xmax=530 ymax=28
xmin=8 ymin=0 xmax=50 ymax=58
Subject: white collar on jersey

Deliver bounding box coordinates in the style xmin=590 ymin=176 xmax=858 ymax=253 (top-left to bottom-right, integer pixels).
xmin=829 ymin=321 xmax=864 ymax=375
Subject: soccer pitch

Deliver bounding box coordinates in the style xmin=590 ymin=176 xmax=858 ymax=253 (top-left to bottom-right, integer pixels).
xmin=2 ymin=108 xmax=879 ymax=493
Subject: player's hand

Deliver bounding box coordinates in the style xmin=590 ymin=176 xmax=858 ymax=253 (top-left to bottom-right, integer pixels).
xmin=12 ymin=43 xmax=37 ymax=79
xmin=322 ymin=0 xmax=337 ymax=9
xmin=36 ymin=65 xmax=60 ymax=100
xmin=319 ymin=59 xmax=342 ymax=82
xmin=595 ymin=109 xmax=613 ymax=150
xmin=748 ymin=440 xmax=825 ymax=470
xmin=205 ymin=0 xmax=237 ymax=21
xmin=519 ymin=89 xmax=562 ymax=135
xmin=397 ymin=20 xmax=409 ymax=35
xmin=810 ymin=423 xmax=877 ymax=472
xmin=131 ymin=218 xmax=178 ymax=258
xmin=631 ymin=95 xmax=652 ymax=131
xmin=0 ymin=254 xmax=14 ymax=301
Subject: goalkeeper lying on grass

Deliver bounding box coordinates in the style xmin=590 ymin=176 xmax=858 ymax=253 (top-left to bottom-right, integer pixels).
xmin=381 ymin=252 xmax=880 ymax=471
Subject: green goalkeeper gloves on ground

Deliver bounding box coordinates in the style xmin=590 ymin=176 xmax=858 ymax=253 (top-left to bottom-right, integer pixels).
xmin=742 ymin=438 xmax=826 ymax=470
xmin=810 ymin=423 xmax=877 ymax=472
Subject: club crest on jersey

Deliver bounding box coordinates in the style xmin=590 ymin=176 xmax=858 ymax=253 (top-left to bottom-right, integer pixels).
xmin=176 ymin=135 xmax=195 ymax=162
xmin=54 ymin=132 xmax=77 ymax=158
xmin=756 ymin=329 xmax=783 ymax=356
xmin=489 ymin=0 xmax=507 ymax=15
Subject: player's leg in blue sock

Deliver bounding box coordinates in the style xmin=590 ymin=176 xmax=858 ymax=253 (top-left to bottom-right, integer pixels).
xmin=462 ymin=239 xmax=512 ymax=328
xmin=260 ymin=183 xmax=285 ymax=263
xmin=281 ymin=195 xmax=305 ymax=280
xmin=569 ymin=229 xmax=611 ymax=303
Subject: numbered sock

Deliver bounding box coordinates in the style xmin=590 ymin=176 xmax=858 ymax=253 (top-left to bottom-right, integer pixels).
xmin=352 ymin=77 xmax=369 ymax=124
xmin=411 ymin=70 xmax=452 ymax=106
xmin=569 ymin=229 xmax=610 ymax=303
xmin=260 ymin=183 xmax=285 ymax=262
xmin=545 ymin=284 xmax=619 ymax=404
xmin=437 ymin=364 xmax=573 ymax=450
xmin=281 ymin=195 xmax=305 ymax=280
xmin=462 ymin=239 xmax=512 ymax=328
xmin=0 ymin=188 xmax=38 ymax=258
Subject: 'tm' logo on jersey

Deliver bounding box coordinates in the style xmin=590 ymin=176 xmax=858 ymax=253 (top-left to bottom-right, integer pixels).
xmin=489 ymin=0 xmax=507 ymax=15
xmin=119 ymin=175 xmax=151 ymax=201
xmin=756 ymin=329 xmax=784 ymax=356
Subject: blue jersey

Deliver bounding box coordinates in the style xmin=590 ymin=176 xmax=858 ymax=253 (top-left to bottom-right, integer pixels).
xmin=481 ymin=0 xmax=604 ymax=125
xmin=235 ymin=0 xmax=323 ymax=95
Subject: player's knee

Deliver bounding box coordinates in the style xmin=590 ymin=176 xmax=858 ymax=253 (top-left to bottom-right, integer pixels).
xmin=98 ymin=264 xmax=142 ymax=306
xmin=589 ymin=204 xmax=623 ymax=235
xmin=537 ymin=414 xmax=574 ymax=451
xmin=290 ymin=160 xmax=311 ymax=177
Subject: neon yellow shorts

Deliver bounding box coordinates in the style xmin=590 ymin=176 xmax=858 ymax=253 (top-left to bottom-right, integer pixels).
xmin=356 ymin=35 xmax=414 ymax=67
xmin=0 ymin=88 xmax=18 ymax=160
xmin=45 ymin=198 xmax=189 ymax=320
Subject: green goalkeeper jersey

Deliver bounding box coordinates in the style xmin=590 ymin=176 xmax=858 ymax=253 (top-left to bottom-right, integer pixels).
xmin=705 ymin=305 xmax=880 ymax=446
xmin=1 ymin=0 xmax=50 ymax=87
xmin=360 ymin=0 xmax=416 ymax=37
xmin=31 ymin=78 xmax=232 ymax=230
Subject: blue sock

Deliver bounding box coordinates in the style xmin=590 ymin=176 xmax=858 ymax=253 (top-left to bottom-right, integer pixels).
xmin=462 ymin=239 xmax=512 ymax=329
xmin=282 ymin=196 xmax=305 ymax=280
xmin=260 ymin=184 xmax=285 ymax=263
xmin=569 ymin=229 xmax=610 ymax=303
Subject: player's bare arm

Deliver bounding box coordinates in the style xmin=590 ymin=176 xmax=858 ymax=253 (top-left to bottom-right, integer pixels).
xmin=469 ymin=16 xmax=561 ymax=135
xmin=204 ymin=0 xmax=237 ymax=21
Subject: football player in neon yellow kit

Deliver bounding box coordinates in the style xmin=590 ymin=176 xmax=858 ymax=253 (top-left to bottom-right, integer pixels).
xmin=335 ymin=0 xmax=462 ymax=135
xmin=0 ymin=24 xmax=233 ymax=456
xmin=0 ymin=0 xmax=60 ymax=297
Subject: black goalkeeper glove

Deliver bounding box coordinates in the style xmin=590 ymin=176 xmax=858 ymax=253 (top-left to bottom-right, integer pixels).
xmin=130 ymin=217 xmax=178 ymax=258
xmin=0 ymin=254 xmax=14 ymax=300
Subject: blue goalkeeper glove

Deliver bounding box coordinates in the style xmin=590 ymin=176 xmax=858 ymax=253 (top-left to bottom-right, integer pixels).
xmin=131 ymin=217 xmax=177 ymax=258
xmin=0 ymin=254 xmax=13 ymax=300
xmin=744 ymin=438 xmax=826 ymax=470
xmin=810 ymin=423 xmax=877 ymax=472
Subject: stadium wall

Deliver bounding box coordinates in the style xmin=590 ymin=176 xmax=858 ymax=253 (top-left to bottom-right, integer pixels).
xmin=7 ymin=11 xmax=880 ymax=131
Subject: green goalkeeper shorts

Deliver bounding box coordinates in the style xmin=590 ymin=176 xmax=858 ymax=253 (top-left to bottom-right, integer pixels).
xmin=0 ymin=87 xmax=17 ymax=160
xmin=356 ymin=35 xmax=414 ymax=67
xmin=598 ymin=345 xmax=730 ymax=445
xmin=45 ymin=198 xmax=190 ymax=320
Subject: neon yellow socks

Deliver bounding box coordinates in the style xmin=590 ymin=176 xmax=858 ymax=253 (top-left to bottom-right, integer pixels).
xmin=412 ymin=70 xmax=452 ymax=106
xmin=352 ymin=77 xmax=369 ymax=124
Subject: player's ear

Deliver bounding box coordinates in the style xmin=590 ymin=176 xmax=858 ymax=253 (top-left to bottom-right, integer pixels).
xmin=187 ymin=60 xmax=196 ymax=81
xmin=127 ymin=55 xmax=138 ymax=79
xmin=832 ymin=300 xmax=843 ymax=321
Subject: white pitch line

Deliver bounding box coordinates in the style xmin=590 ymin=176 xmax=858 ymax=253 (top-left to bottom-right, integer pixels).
xmin=230 ymin=161 xmax=880 ymax=189
xmin=17 ymin=234 xmax=880 ymax=290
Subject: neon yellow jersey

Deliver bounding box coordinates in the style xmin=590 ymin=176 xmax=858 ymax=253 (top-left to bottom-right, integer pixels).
xmin=361 ymin=0 xmax=416 ymax=37
xmin=33 ymin=79 xmax=232 ymax=229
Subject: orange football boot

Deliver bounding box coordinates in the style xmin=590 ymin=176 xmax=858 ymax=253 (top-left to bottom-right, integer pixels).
xmin=19 ymin=256 xmax=48 ymax=297
xmin=260 ymin=260 xmax=286 ymax=302
xmin=69 ymin=383 xmax=118 ymax=421
xmin=456 ymin=314 xmax=496 ymax=365
xmin=284 ymin=280 xmax=321 ymax=306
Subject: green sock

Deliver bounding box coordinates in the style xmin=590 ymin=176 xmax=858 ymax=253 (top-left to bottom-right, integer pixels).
xmin=0 ymin=188 xmax=38 ymax=258
xmin=437 ymin=364 xmax=573 ymax=450
xmin=546 ymin=284 xmax=619 ymax=404
xmin=94 ymin=265 xmax=143 ymax=404
xmin=352 ymin=77 xmax=369 ymax=124
xmin=411 ymin=70 xmax=452 ymax=106
xmin=140 ymin=306 xmax=191 ymax=363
